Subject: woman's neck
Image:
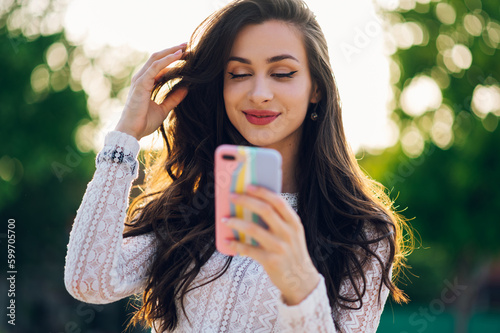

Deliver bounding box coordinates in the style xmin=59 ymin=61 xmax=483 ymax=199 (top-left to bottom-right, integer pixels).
xmin=281 ymin=147 xmax=299 ymax=193
xmin=263 ymin=131 xmax=301 ymax=194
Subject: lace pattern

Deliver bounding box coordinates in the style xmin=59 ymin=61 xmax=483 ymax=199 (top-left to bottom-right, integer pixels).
xmin=280 ymin=192 xmax=298 ymax=210
xmin=64 ymin=131 xmax=392 ymax=332
xmin=64 ymin=131 xmax=155 ymax=303
xmin=96 ymin=132 xmax=139 ymax=175
xmin=333 ymin=225 xmax=392 ymax=332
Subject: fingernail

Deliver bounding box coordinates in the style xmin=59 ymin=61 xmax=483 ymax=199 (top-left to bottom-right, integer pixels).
xmin=247 ymin=185 xmax=257 ymax=192
xmin=222 ymin=217 xmax=229 ymax=224
xmin=230 ymin=193 xmax=238 ymax=200
xmin=174 ymin=49 xmax=182 ymax=55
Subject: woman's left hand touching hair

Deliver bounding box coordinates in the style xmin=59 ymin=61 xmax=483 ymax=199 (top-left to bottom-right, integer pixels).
xmin=223 ymin=185 xmax=321 ymax=306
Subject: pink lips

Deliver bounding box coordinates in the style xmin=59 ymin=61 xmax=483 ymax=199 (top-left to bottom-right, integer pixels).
xmin=242 ymin=110 xmax=280 ymax=125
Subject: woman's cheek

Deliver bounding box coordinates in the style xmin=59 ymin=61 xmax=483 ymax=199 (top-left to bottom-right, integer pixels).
xmin=223 ymin=84 xmax=240 ymax=106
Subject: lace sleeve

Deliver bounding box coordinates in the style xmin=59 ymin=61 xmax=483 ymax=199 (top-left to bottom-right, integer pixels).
xmin=276 ymin=274 xmax=336 ymax=332
xmin=333 ymin=230 xmax=392 ymax=332
xmin=64 ymin=131 xmax=156 ymax=304
xmin=276 ymin=227 xmax=392 ymax=332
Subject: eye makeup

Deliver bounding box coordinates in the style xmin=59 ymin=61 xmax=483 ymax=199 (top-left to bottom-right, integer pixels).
xmin=228 ymin=71 xmax=298 ymax=80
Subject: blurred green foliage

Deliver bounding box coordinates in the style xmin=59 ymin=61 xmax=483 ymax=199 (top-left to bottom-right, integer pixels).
xmin=0 ymin=17 xmax=147 ymax=333
xmin=359 ymin=0 xmax=500 ymax=331
xmin=0 ymin=29 xmax=92 ymax=260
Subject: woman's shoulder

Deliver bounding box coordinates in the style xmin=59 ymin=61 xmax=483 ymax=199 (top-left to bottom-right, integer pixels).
xmin=361 ymin=219 xmax=393 ymax=266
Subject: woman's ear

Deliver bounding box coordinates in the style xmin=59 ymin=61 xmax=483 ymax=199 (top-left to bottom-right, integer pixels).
xmin=310 ymin=84 xmax=321 ymax=103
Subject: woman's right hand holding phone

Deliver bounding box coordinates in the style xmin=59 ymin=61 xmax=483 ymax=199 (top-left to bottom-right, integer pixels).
xmin=114 ymin=43 xmax=188 ymax=140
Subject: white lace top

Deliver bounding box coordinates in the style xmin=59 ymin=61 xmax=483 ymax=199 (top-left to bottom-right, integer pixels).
xmin=64 ymin=131 xmax=392 ymax=332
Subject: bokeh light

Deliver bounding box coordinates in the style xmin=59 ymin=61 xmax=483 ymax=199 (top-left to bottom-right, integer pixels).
xmin=463 ymin=13 xmax=483 ymax=37
xmin=30 ymin=64 xmax=50 ymax=93
xmin=436 ymin=33 xmax=455 ymax=52
xmin=46 ymin=42 xmax=67 ymax=71
xmin=0 ymin=155 xmax=23 ymax=185
xmin=391 ymin=21 xmax=428 ymax=49
xmin=400 ymin=75 xmax=442 ymax=117
xmin=430 ymin=104 xmax=454 ymax=149
xmin=430 ymin=66 xmax=450 ymax=89
xmin=484 ymin=21 xmax=500 ymax=49
xmin=399 ymin=0 xmax=416 ymax=12
xmin=471 ymin=84 xmax=500 ymax=118
xmin=435 ymin=2 xmax=456 ymax=25
xmin=450 ymin=44 xmax=473 ymax=70
xmin=401 ymin=124 xmax=425 ymax=157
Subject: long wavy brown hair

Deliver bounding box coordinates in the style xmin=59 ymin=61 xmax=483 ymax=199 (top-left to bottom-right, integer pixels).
xmin=124 ymin=0 xmax=413 ymax=331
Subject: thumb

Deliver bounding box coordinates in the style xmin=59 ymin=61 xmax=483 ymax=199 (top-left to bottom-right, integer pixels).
xmin=159 ymin=87 xmax=188 ymax=116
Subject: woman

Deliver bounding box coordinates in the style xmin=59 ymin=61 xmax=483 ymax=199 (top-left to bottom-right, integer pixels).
xmin=64 ymin=0 xmax=412 ymax=331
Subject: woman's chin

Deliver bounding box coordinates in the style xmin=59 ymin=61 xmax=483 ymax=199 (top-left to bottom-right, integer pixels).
xmin=241 ymin=133 xmax=280 ymax=148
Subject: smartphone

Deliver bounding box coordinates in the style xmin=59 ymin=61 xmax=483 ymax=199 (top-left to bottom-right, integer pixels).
xmin=214 ymin=144 xmax=282 ymax=256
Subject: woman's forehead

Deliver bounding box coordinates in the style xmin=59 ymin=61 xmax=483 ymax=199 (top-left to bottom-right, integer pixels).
xmin=228 ymin=20 xmax=307 ymax=63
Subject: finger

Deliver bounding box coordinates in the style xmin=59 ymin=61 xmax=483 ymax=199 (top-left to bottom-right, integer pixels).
xmin=246 ymin=186 xmax=302 ymax=230
xmin=225 ymin=237 xmax=272 ymax=264
xmin=180 ymin=50 xmax=190 ymax=61
xmin=230 ymin=193 xmax=291 ymax=238
xmin=157 ymin=87 xmax=188 ymax=116
xmin=139 ymin=50 xmax=184 ymax=86
xmin=143 ymin=43 xmax=186 ymax=72
xmin=132 ymin=43 xmax=187 ymax=83
xmin=153 ymin=50 xmax=191 ymax=82
xmin=154 ymin=65 xmax=176 ymax=83
xmin=223 ymin=217 xmax=283 ymax=252
xmin=153 ymin=43 xmax=187 ymax=60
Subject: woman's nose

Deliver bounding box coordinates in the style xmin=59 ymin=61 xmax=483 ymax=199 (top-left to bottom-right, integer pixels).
xmin=248 ymin=76 xmax=273 ymax=104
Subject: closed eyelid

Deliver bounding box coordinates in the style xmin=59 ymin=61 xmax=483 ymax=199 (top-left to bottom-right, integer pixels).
xmin=271 ymin=71 xmax=298 ymax=78
xmin=226 ymin=60 xmax=299 ymax=74
xmin=272 ymin=70 xmax=297 ymax=75
xmin=227 ymin=70 xmax=297 ymax=79
xmin=227 ymin=72 xmax=251 ymax=80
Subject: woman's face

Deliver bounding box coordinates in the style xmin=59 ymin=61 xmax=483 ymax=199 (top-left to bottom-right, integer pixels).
xmin=223 ymin=20 xmax=318 ymax=149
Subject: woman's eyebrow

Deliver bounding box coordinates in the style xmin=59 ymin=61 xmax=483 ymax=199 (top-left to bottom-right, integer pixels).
xmin=227 ymin=56 xmax=251 ymax=64
xmin=267 ymin=54 xmax=299 ymax=63
xmin=227 ymin=54 xmax=299 ymax=64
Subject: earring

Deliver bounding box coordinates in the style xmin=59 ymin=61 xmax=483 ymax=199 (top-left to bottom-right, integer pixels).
xmin=310 ymin=103 xmax=319 ymax=121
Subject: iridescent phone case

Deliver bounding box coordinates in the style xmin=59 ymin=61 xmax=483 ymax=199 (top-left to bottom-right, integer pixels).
xmin=214 ymin=144 xmax=282 ymax=256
